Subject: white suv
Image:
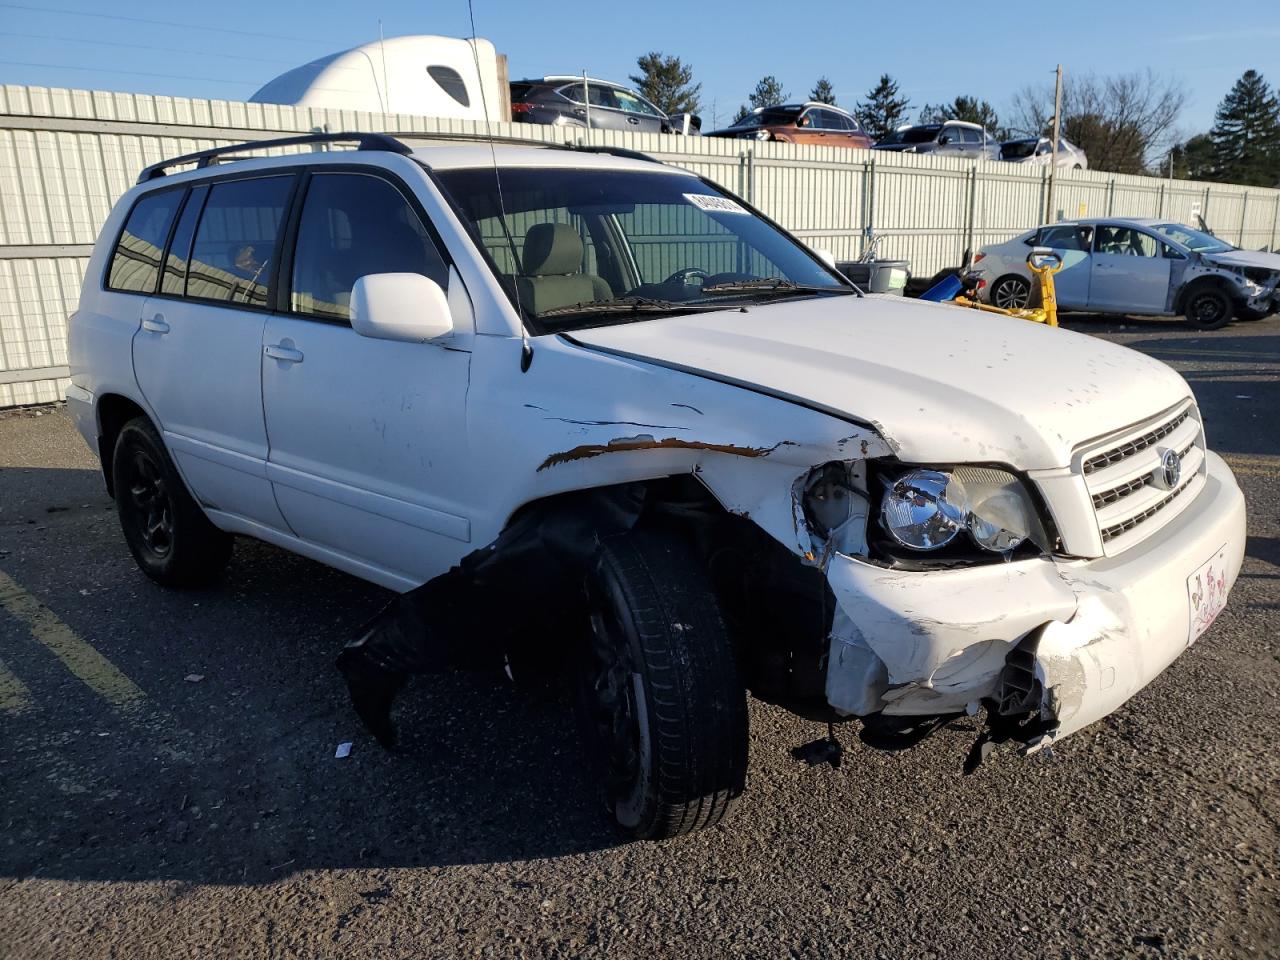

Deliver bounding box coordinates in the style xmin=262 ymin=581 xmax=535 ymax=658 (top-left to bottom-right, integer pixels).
xmin=68 ymin=133 xmax=1246 ymax=839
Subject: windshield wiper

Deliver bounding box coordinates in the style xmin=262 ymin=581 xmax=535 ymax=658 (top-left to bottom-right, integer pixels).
xmin=699 ymin=278 xmax=853 ymax=297
xmin=538 ymin=296 xmax=727 ymax=319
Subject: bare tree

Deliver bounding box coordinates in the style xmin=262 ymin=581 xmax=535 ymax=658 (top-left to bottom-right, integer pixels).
xmin=1008 ymin=70 xmax=1187 ymax=174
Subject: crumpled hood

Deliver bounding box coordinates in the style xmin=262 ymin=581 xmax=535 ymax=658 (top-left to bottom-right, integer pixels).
xmin=1203 ymin=248 xmax=1280 ymax=273
xmin=571 ymin=294 xmax=1192 ymax=470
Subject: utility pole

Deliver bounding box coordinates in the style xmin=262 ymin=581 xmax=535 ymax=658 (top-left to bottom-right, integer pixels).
xmin=1045 ymin=64 xmax=1063 ymax=222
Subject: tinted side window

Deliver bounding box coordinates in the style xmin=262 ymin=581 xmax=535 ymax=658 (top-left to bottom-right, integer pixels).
xmin=107 ymin=190 xmax=183 ymax=293
xmin=290 ymin=173 xmax=449 ymax=321
xmin=161 ymin=184 xmax=208 ymax=296
xmin=557 ymin=82 xmax=586 ymax=104
xmin=1038 ymin=224 xmax=1090 ymax=252
xmin=613 ymin=89 xmax=661 ymax=117
xmin=186 ymin=176 xmax=293 ymax=307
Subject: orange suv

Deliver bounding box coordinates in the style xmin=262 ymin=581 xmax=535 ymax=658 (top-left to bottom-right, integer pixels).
xmin=706 ymin=102 xmax=872 ymax=148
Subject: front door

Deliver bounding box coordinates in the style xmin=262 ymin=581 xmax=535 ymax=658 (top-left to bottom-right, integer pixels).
xmin=133 ymin=174 xmax=296 ymax=529
xmin=260 ymin=170 xmax=472 ymax=586
xmin=609 ymin=87 xmax=667 ymax=134
xmin=1089 ymin=225 xmax=1172 ymax=314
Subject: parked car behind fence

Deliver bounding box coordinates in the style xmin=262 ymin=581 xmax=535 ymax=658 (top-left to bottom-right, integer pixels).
xmin=510 ymin=76 xmax=699 ymax=135
xmin=1000 ymin=136 xmax=1088 ymax=170
xmin=874 ymin=121 xmax=999 ymax=161
xmin=706 ymin=103 xmax=872 ymax=148
xmin=975 ymin=218 xmax=1280 ymax=328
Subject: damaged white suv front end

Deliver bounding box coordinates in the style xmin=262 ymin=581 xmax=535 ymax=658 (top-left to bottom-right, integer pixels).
xmin=570 ymin=297 xmax=1246 ymax=771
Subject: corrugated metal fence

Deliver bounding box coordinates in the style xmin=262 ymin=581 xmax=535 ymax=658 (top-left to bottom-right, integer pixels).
xmin=3 ymin=84 xmax=1279 ymax=407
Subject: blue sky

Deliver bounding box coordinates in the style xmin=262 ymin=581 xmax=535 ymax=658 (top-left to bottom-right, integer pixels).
xmin=1 ymin=0 xmax=1276 ymax=134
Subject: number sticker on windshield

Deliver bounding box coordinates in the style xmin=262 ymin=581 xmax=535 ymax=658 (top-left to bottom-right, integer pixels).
xmin=684 ymin=193 xmax=749 ymax=215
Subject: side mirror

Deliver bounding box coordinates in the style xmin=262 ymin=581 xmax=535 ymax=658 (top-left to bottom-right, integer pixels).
xmin=350 ymin=273 xmax=453 ymax=343
xmin=1026 ymin=246 xmax=1063 ymax=270
xmin=938 ymin=134 xmax=952 ymax=144
xmin=814 ymin=248 xmax=837 ymax=269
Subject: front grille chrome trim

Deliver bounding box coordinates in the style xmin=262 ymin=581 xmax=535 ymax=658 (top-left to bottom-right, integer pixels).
xmin=1074 ymin=400 xmax=1206 ymax=555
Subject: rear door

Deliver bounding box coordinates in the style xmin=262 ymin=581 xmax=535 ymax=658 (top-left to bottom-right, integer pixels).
xmin=1089 ymin=225 xmax=1172 ymax=313
xmin=260 ymin=168 xmax=472 ymax=585
xmin=133 ymin=173 xmax=296 ymax=529
xmin=1034 ymin=224 xmax=1093 ymax=308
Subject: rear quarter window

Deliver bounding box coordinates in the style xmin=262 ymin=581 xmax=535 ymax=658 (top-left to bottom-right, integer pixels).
xmin=107 ymin=190 xmax=183 ymax=294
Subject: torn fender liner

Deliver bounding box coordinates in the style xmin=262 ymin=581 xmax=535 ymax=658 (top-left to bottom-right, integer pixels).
xmin=537 ymin=435 xmax=793 ymax=472
xmin=337 ymin=484 xmax=646 ymax=747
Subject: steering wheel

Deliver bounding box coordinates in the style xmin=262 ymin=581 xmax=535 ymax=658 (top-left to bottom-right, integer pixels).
xmin=664 ymin=267 xmax=709 ymax=286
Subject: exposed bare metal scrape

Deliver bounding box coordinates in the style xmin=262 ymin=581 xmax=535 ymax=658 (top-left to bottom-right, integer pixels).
xmin=537 ymin=436 xmax=794 ymax=472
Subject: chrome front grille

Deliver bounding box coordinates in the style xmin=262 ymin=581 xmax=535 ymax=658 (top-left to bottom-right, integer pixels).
xmin=1082 ymin=410 xmax=1190 ymax=475
xmin=1077 ymin=401 xmax=1206 ymax=555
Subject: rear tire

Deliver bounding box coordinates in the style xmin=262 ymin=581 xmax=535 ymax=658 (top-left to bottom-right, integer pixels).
xmin=581 ymin=530 xmax=748 ymax=840
xmin=991 ymin=273 xmax=1032 ymax=309
xmin=112 ymin=417 xmax=232 ymax=586
xmin=1183 ymin=285 xmax=1232 ymax=330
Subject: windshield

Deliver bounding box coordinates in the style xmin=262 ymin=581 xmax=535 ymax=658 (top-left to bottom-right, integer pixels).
xmin=437 ymin=165 xmax=849 ymax=330
xmin=1151 ymin=222 xmax=1235 ymax=254
xmin=879 ymin=125 xmax=941 ymax=145
xmin=1000 ymin=140 xmax=1037 ymax=159
xmin=435 ymin=166 xmax=851 ymax=332
xmin=730 ymin=106 xmax=802 ymax=129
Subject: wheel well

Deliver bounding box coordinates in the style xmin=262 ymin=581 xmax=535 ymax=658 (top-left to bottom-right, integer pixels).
xmin=1174 ymin=275 xmax=1233 ymax=313
xmin=96 ymin=394 xmax=149 ymax=496
xmin=501 ymin=475 xmax=833 ymax=715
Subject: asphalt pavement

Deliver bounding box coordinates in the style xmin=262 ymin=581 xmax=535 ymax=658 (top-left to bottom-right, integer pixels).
xmin=1 ymin=314 xmax=1278 ymax=959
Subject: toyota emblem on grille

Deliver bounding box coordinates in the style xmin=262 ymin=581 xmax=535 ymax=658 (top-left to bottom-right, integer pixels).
xmin=1158 ymin=448 xmax=1182 ymax=489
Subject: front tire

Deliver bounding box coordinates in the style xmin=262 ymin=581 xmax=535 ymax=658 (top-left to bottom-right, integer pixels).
xmin=1183 ymin=285 xmax=1233 ymax=330
xmin=991 ymin=273 xmax=1032 ymax=309
xmin=581 ymin=530 xmax=748 ymax=840
xmin=113 ymin=417 xmax=232 ymax=586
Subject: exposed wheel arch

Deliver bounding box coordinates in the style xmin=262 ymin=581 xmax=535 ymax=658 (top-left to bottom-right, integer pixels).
xmin=990 ymin=273 xmax=1032 ymax=309
xmin=95 ymin=393 xmax=150 ymax=497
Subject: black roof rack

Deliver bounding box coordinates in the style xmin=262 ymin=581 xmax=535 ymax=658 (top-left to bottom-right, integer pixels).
xmin=136 ymin=130 xmax=668 ymax=185
xmin=386 ymin=130 xmax=665 ymax=166
xmin=136 ymin=132 xmax=412 ymax=184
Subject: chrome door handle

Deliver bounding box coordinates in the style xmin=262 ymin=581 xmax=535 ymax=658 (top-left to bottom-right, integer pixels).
xmin=627 ymin=116 xmax=640 ymax=124
xmin=264 ymin=342 xmax=304 ymax=364
xmin=141 ymin=314 xmax=169 ymax=334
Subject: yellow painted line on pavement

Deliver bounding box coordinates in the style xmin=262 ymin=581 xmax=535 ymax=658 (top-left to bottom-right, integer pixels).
xmin=0 ymin=570 xmax=146 ymax=712
xmin=0 ymin=656 xmax=32 ymax=714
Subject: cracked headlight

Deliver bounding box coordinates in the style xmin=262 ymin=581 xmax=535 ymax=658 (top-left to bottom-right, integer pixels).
xmin=878 ymin=466 xmax=1046 ymax=555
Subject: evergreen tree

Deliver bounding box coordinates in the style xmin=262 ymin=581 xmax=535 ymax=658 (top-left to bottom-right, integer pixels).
xmin=810 ymin=77 xmax=837 ymax=105
xmin=1209 ymin=70 xmax=1280 ymax=186
xmin=735 ymin=75 xmax=788 ymax=122
xmin=629 ymin=52 xmax=702 ymax=116
xmin=856 ymin=74 xmax=910 ymax=142
xmin=1172 ymin=133 xmax=1216 ymax=180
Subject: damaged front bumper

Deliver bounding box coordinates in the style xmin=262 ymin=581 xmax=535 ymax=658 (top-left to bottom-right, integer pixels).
xmin=824 ymin=450 xmax=1246 ymax=755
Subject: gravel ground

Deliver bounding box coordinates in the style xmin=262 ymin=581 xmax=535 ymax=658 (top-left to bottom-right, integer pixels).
xmin=1 ymin=315 xmax=1277 ymax=959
